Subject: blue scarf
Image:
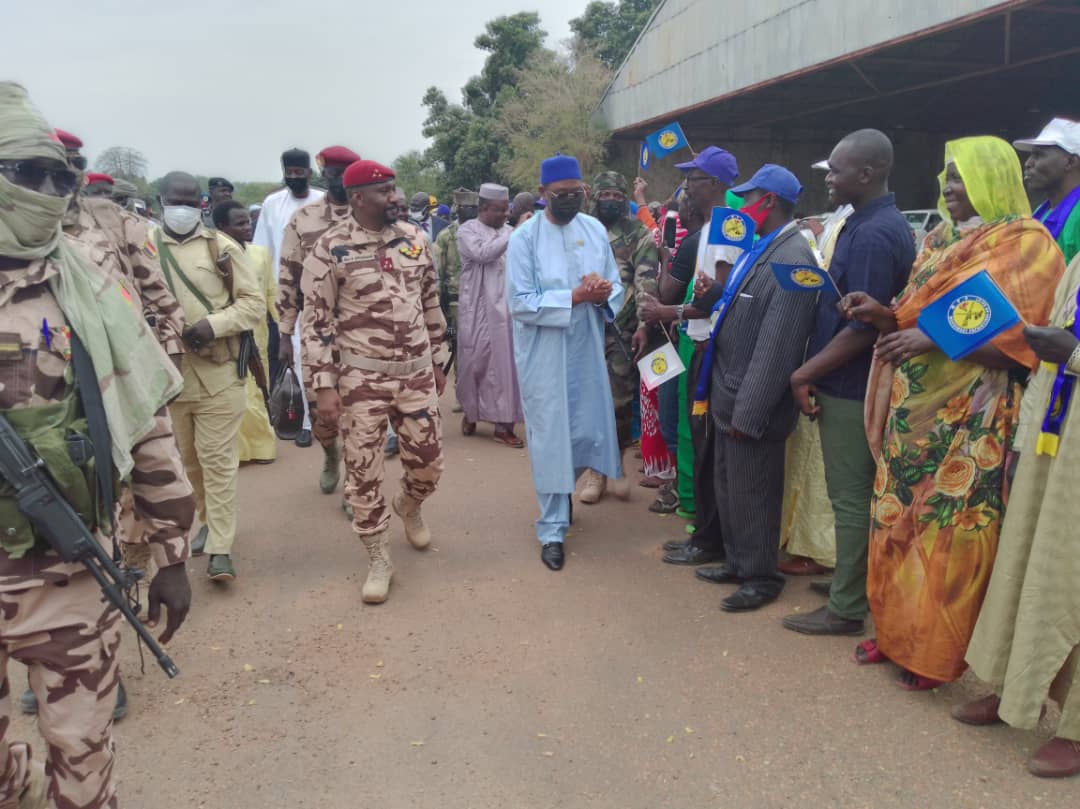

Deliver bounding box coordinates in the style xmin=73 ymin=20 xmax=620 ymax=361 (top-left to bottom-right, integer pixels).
xmin=1033 ymin=184 xmax=1080 ymax=241
xmin=1038 ymin=283 xmax=1080 ymax=456
xmin=691 ymin=226 xmax=782 ymax=415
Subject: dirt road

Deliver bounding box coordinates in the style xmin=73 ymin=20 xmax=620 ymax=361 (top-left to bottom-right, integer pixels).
xmin=13 ymin=408 xmax=1074 ymax=808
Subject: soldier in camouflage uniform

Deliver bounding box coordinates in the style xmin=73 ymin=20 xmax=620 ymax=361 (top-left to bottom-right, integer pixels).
xmin=0 ymin=82 xmax=194 ymax=809
xmin=303 ymin=160 xmax=448 ymax=604
xmin=276 ymin=145 xmax=360 ymax=497
xmin=432 ymin=187 xmax=479 ymax=336
xmin=579 ymin=171 xmax=660 ymax=503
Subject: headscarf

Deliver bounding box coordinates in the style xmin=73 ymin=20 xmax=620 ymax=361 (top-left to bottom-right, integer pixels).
xmin=937 ymin=136 xmax=1031 ymax=224
xmin=0 ymin=81 xmax=182 ymax=478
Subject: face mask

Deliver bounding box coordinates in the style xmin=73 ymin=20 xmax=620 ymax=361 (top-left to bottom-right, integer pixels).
xmin=458 ymin=206 xmax=478 ymax=224
xmin=739 ymin=193 xmax=773 ymax=231
xmin=162 ymin=204 xmax=201 ymax=235
xmin=549 ymin=194 xmax=583 ymax=224
xmin=327 ymin=176 xmax=346 ymax=204
xmin=596 ymin=199 xmax=626 ymax=225
xmin=409 ymin=207 xmax=429 ymax=222
xmin=284 ymin=176 xmax=309 ymax=195
xmin=0 ymin=174 xmax=68 ymax=258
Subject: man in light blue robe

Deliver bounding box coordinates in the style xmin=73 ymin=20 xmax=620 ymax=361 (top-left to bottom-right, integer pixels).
xmin=507 ymin=153 xmax=625 ymax=571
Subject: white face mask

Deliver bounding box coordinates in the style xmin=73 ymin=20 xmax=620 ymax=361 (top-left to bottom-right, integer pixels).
xmin=162 ymin=204 xmax=201 ymax=235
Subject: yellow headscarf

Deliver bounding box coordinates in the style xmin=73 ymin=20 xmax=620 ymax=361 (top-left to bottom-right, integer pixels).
xmin=937 ymin=136 xmax=1032 ymax=224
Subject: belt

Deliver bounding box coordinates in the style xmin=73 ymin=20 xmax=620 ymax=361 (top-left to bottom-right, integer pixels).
xmin=339 ymin=349 xmax=432 ymax=376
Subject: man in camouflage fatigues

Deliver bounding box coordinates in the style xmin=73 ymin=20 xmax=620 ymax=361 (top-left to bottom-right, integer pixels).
xmin=303 ymin=160 xmax=448 ymax=604
xmin=276 ymin=146 xmax=360 ymax=497
xmin=578 ymin=171 xmax=660 ymax=503
xmin=0 ymin=81 xmax=194 ymax=809
xmin=432 ymin=187 xmax=479 ymax=336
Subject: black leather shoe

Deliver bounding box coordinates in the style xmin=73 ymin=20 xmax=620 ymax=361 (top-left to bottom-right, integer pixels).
xmin=721 ymin=583 xmax=779 ymax=612
xmin=695 ymin=564 xmax=742 ymax=585
xmin=295 ymin=429 xmax=313 ymax=448
xmin=810 ymin=580 xmax=832 ymax=597
xmin=541 ymin=543 xmax=564 ymax=571
xmin=663 ymin=545 xmax=725 ymax=566
xmin=662 ymin=539 xmax=688 ymax=552
xmin=782 ymin=605 xmax=864 ymax=635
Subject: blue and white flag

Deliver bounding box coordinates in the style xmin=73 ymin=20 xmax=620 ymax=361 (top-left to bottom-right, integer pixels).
xmin=644 ymin=122 xmax=689 ymax=160
xmin=639 ymin=141 xmax=651 ymax=171
xmin=771 ymin=263 xmax=840 ymax=295
xmin=706 ymin=207 xmax=754 ymax=251
xmin=916 ymin=269 xmax=1021 ymax=360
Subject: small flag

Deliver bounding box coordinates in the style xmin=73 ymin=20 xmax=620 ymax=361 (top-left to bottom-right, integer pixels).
xmin=644 ymin=122 xmax=689 ymax=160
xmin=706 ymin=207 xmax=754 ymax=251
xmin=637 ymin=340 xmax=686 ymax=391
xmin=639 ymin=142 xmax=651 ymax=171
xmin=916 ymin=269 xmax=1021 ymax=361
xmin=771 ymin=263 xmax=840 ymax=296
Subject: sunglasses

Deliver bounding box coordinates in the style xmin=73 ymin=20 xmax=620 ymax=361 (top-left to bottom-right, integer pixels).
xmin=549 ymin=190 xmax=584 ymax=202
xmin=69 ymin=155 xmax=87 ymax=171
xmin=0 ymin=160 xmax=80 ymax=195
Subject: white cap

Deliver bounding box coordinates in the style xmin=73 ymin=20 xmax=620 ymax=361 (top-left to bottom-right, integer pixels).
xmin=811 ymin=160 xmax=829 ymax=171
xmin=1014 ymin=117 xmax=1080 ymax=156
xmin=479 ymin=182 xmax=509 ymax=201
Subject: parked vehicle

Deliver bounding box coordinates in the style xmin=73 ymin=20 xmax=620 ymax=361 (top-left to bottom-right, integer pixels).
xmin=904 ymin=209 xmax=943 ymax=251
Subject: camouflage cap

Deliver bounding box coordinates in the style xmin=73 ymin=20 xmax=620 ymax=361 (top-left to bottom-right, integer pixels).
xmin=592 ymin=171 xmax=628 ymax=193
xmin=453 ymin=187 xmax=479 ymax=206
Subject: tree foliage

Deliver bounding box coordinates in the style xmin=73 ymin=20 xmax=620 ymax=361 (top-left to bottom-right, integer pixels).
xmin=95 ymin=146 xmax=149 ymax=181
xmin=492 ymin=51 xmax=614 ymax=189
xmin=392 ymin=150 xmax=450 ymax=201
xmin=570 ymin=0 xmax=661 ymax=69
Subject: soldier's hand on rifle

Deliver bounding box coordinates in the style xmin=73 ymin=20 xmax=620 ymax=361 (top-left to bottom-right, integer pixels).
xmin=278 ymin=334 xmax=295 ymax=365
xmin=146 ymin=563 xmax=191 ymax=644
xmin=183 ymin=318 xmax=214 ymax=350
xmin=433 ymin=363 xmax=447 ymax=396
xmin=316 ymin=388 xmax=342 ymax=430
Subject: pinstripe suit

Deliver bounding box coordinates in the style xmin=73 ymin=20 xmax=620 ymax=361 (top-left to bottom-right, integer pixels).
xmin=708 ymin=223 xmax=819 ymax=594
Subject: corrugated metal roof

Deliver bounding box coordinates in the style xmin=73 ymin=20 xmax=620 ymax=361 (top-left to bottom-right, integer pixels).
xmin=598 ymin=0 xmax=1026 ymax=131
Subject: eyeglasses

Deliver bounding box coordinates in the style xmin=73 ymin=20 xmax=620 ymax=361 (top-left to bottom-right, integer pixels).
xmin=548 ymin=190 xmax=584 ymax=202
xmin=683 ymin=174 xmax=715 ymax=185
xmin=69 ymin=155 xmax=87 ymax=171
xmin=0 ymin=160 xmax=80 ymax=195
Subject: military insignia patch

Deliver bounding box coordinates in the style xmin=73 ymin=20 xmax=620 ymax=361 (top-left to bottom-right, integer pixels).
xmin=399 ymin=243 xmax=423 ymax=260
xmin=141 ymin=238 xmax=157 ymax=259
xmin=381 ymin=256 xmax=394 ymax=271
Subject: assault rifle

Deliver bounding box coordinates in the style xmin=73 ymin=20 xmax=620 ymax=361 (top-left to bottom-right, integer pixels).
xmin=0 ymin=414 xmax=180 ymax=678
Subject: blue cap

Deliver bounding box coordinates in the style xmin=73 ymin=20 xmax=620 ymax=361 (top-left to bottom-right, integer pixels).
xmin=729 ymin=164 xmax=802 ymax=204
xmin=674 ymin=145 xmax=739 ymax=185
xmin=540 ymin=152 xmax=582 ymax=185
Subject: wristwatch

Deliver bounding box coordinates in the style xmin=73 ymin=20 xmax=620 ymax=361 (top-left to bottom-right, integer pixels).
xmin=675 ymin=304 xmax=685 ymax=324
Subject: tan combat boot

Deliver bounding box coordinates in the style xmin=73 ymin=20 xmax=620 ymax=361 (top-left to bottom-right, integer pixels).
xmin=578 ymin=469 xmax=606 ymax=504
xmin=360 ymin=532 xmax=393 ymax=604
xmin=320 ymin=440 xmax=342 ymax=495
xmin=392 ymin=492 xmax=431 ymax=550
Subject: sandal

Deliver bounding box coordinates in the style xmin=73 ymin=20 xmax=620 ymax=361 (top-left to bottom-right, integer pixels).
xmin=492 ymin=431 xmax=525 ymax=448
xmin=852 ymin=639 xmax=887 ymax=665
xmin=461 ymin=417 xmax=477 ymax=436
xmin=898 ymin=670 xmax=943 ymax=691
xmin=648 ymin=483 xmax=679 ymax=514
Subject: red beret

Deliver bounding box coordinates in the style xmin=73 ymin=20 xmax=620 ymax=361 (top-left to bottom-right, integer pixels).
xmin=317 ymin=145 xmax=362 ymax=169
xmin=342 ymin=160 xmax=395 ymax=188
xmin=85 ymin=172 xmax=114 ymax=186
xmin=54 ymin=128 xmax=83 ymax=150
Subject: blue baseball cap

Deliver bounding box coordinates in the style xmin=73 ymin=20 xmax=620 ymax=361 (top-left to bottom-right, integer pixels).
xmin=729 ymin=164 xmax=802 ymax=203
xmin=674 ymin=145 xmax=739 ymax=185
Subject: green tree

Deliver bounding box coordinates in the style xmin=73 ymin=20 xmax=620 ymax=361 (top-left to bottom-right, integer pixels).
xmin=570 ymin=0 xmax=661 ymax=69
xmin=392 ymin=150 xmax=449 ymax=201
xmin=493 ymin=51 xmax=613 ymax=189
xmin=95 ymin=146 xmax=149 ymax=181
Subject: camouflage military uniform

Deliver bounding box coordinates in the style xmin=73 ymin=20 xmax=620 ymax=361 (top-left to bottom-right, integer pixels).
xmin=276 ymin=196 xmax=351 ymax=447
xmin=303 ymin=219 xmax=448 ymax=543
xmin=605 ymin=215 xmax=660 ymax=449
xmin=64 ymin=197 xmax=187 ymax=356
xmin=0 ymin=245 xmax=194 ymax=809
xmin=432 ymin=221 xmax=461 ymax=332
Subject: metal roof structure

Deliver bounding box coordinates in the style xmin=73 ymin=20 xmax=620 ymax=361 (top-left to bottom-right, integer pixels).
xmin=599 ymin=0 xmax=1080 ymax=139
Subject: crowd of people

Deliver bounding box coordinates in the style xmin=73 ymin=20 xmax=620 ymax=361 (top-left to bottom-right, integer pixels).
xmin=1 ymin=71 xmax=1080 ymax=807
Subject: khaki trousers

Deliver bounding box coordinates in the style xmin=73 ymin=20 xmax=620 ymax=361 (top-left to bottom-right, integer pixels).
xmin=169 ymin=382 xmax=246 ymax=556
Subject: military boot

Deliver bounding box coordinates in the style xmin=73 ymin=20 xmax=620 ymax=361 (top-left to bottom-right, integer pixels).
xmin=320 ymin=440 xmax=342 ymax=494
xmin=361 ymin=532 xmax=393 ymax=604
xmin=392 ymin=492 xmax=431 ymax=550
xmin=342 ymin=497 xmax=354 ymax=520
xmin=578 ymin=469 xmax=606 ymax=504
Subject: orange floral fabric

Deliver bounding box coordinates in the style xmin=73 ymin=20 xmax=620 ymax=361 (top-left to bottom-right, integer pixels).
xmin=863 ymin=217 xmax=1063 ymax=682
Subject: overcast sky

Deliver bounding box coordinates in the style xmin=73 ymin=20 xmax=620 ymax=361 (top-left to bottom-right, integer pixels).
xmin=2 ymin=0 xmax=587 ymax=181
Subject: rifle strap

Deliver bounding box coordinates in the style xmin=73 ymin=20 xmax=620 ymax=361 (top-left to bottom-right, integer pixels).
xmin=155 ymin=232 xmax=218 ymax=316
xmin=69 ymin=332 xmax=118 ymax=557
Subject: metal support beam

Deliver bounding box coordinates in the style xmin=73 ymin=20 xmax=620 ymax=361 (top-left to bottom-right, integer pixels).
xmin=1004 ymin=11 xmax=1013 ymax=66
xmin=848 ymin=61 xmax=883 ymax=95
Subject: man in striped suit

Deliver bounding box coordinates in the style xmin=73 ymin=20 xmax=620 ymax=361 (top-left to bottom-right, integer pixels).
xmin=692 ymin=165 xmax=819 ymax=612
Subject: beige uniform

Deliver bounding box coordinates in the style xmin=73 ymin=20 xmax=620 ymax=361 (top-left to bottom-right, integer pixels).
xmin=302 ymin=219 xmax=448 ymax=536
xmin=154 ymin=225 xmax=263 ymax=556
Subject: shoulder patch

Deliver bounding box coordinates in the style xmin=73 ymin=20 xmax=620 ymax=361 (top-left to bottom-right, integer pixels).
xmin=330 ymin=245 xmax=350 ymax=260
xmin=141 ymin=238 xmax=158 ymax=259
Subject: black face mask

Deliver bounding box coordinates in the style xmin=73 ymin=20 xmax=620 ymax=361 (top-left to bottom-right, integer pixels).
xmin=549 ymin=195 xmax=582 ymax=224
xmin=596 ymin=199 xmax=626 ymax=225
xmin=458 ymin=206 xmax=478 ymax=224
xmin=327 ymin=176 xmax=346 ymax=203
xmin=284 ymin=176 xmax=309 ymax=195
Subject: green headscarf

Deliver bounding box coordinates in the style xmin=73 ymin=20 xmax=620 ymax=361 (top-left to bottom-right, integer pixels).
xmin=0 ymin=81 xmax=181 ymax=479
xmin=937 ymin=136 xmax=1032 ymax=224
